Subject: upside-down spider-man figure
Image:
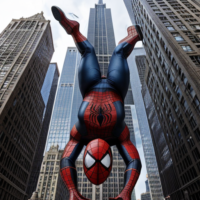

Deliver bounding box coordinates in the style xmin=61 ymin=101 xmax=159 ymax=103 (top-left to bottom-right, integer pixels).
xmin=51 ymin=6 xmax=143 ymax=200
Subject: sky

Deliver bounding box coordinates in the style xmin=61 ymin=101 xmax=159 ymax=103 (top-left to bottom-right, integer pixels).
xmin=0 ymin=0 xmax=142 ymax=72
xmin=0 ymin=0 xmax=145 ymax=198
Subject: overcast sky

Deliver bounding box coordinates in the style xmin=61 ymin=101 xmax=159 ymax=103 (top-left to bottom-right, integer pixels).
xmin=0 ymin=0 xmax=145 ymax=198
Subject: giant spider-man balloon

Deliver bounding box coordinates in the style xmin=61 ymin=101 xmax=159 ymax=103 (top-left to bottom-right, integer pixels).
xmin=52 ymin=6 xmax=142 ymax=200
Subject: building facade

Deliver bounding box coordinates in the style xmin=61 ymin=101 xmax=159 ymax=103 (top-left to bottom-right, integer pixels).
xmin=146 ymin=179 xmax=150 ymax=193
xmin=0 ymin=13 xmax=54 ymax=200
xmin=135 ymin=53 xmax=181 ymax=200
xmin=141 ymin=192 xmax=152 ymax=200
xmin=127 ymin=47 xmax=164 ymax=200
xmin=35 ymin=145 xmax=68 ymax=200
xmin=26 ymin=63 xmax=60 ymax=198
xmin=124 ymin=0 xmax=200 ymax=199
xmin=141 ymin=177 xmax=151 ymax=200
xmin=45 ymin=47 xmax=81 ymax=152
xmin=28 ymin=191 xmax=41 ymax=200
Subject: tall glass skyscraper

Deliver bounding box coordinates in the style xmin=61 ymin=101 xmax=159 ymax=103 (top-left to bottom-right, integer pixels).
xmin=45 ymin=47 xmax=81 ymax=151
xmin=127 ymin=47 xmax=164 ymax=200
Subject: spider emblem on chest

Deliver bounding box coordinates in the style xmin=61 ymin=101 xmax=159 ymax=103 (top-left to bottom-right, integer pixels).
xmin=89 ymin=103 xmax=112 ymax=126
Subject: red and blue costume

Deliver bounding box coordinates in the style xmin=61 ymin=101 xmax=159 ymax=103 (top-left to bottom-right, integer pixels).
xmin=52 ymin=6 xmax=143 ymax=200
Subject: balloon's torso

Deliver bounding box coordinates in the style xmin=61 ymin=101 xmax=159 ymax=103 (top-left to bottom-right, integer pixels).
xmin=77 ymin=79 xmax=125 ymax=143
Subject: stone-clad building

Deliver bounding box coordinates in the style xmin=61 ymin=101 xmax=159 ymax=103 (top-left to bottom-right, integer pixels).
xmin=28 ymin=191 xmax=41 ymax=200
xmin=0 ymin=13 xmax=54 ymax=200
xmin=124 ymin=0 xmax=200 ymax=199
xmin=35 ymin=145 xmax=68 ymax=200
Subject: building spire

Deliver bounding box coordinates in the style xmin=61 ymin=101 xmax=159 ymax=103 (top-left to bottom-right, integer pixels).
xmin=98 ymin=0 xmax=103 ymax=4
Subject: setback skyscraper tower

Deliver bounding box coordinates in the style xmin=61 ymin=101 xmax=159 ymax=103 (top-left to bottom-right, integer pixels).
xmin=0 ymin=13 xmax=54 ymax=200
xmin=72 ymin=1 xmax=136 ymax=200
xmin=124 ymin=0 xmax=200 ymax=199
xmin=45 ymin=47 xmax=81 ymax=152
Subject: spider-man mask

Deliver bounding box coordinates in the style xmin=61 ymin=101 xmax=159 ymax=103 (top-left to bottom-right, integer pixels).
xmin=83 ymin=139 xmax=112 ymax=185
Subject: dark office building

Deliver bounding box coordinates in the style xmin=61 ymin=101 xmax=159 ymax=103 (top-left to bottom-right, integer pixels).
xmin=0 ymin=13 xmax=54 ymax=200
xmin=26 ymin=63 xmax=59 ymax=199
xmin=124 ymin=0 xmax=200 ymax=199
xmin=135 ymin=54 xmax=180 ymax=199
xmin=128 ymin=48 xmax=164 ymax=199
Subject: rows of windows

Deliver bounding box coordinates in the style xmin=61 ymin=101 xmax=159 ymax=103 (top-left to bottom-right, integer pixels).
xmin=133 ymin=0 xmax=200 ymax=196
xmin=0 ymin=17 xmax=52 ymax=200
xmin=140 ymin=0 xmax=200 ymax=68
xmin=37 ymin=148 xmax=63 ymax=200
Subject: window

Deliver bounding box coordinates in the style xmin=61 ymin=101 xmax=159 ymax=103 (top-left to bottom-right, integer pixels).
xmin=173 ymin=34 xmax=184 ymax=41
xmin=174 ymin=21 xmax=183 ymax=25
xmin=190 ymin=56 xmax=200 ymax=66
xmin=191 ymin=25 xmax=200 ymax=30
xmin=187 ymin=137 xmax=195 ymax=149
xmin=192 ymin=148 xmax=200 ymax=161
xmin=167 ymin=26 xmax=175 ymax=31
xmin=194 ymin=128 xmax=200 ymax=141
xmin=178 ymin=25 xmax=187 ymax=30
xmin=182 ymin=45 xmax=193 ymax=52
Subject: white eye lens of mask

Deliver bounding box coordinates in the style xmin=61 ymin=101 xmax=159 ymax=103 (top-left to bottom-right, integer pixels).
xmin=101 ymin=153 xmax=111 ymax=168
xmin=85 ymin=153 xmax=96 ymax=168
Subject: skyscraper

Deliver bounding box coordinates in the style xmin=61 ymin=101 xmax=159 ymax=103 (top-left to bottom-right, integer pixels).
xmin=141 ymin=176 xmax=151 ymax=200
xmin=124 ymin=0 xmax=200 ymax=199
xmin=27 ymin=63 xmax=60 ymax=198
xmin=72 ymin=1 xmax=136 ymax=200
xmin=140 ymin=62 xmax=180 ymax=200
xmin=0 ymin=13 xmax=54 ymax=200
xmin=45 ymin=47 xmax=81 ymax=152
xmin=141 ymin=192 xmax=151 ymax=200
xmin=35 ymin=145 xmax=68 ymax=200
xmin=127 ymin=47 xmax=164 ymax=199
xmin=133 ymin=46 xmax=181 ymax=199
